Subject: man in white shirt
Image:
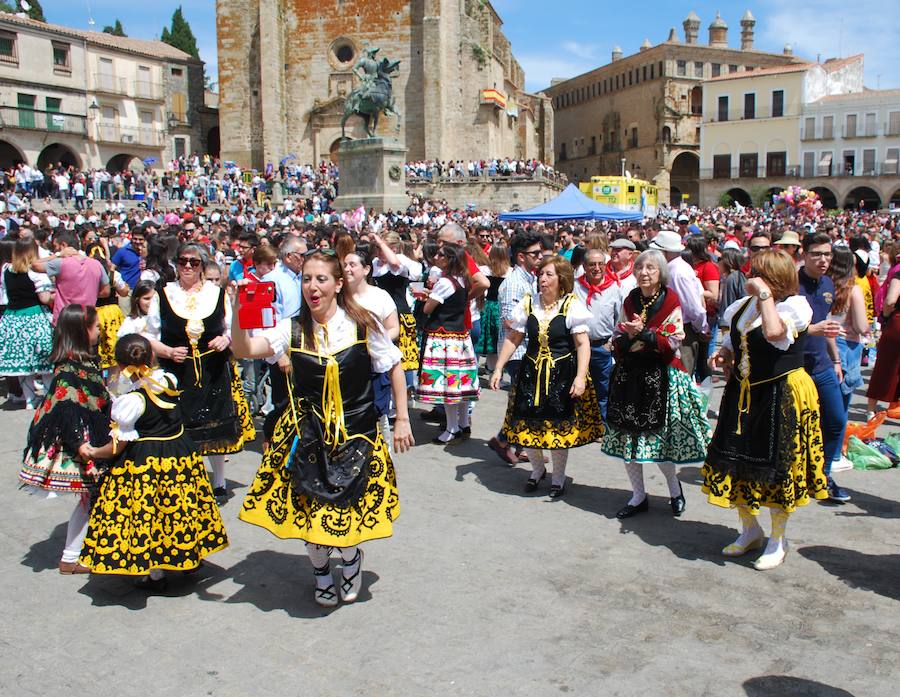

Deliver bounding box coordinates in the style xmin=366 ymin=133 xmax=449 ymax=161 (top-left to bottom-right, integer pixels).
xmin=649 ymin=230 xmax=709 ymax=377
xmin=609 ymin=238 xmax=637 ymax=294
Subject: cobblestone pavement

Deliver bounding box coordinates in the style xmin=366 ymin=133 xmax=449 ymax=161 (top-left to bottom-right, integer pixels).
xmin=1 ymin=375 xmax=897 ymax=697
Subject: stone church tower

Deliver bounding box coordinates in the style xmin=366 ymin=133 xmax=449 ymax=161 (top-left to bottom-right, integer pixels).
xmin=216 ymin=0 xmax=553 ymax=169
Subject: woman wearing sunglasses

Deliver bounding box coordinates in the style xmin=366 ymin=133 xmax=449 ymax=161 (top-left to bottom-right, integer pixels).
xmin=147 ymin=242 xmax=256 ymax=505
xmin=232 ymin=250 xmax=414 ymax=608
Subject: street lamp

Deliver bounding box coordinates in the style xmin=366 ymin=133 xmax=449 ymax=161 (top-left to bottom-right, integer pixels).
xmin=167 ymin=113 xmax=178 ymax=131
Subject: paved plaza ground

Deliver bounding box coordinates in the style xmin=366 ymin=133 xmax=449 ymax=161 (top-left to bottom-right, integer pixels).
xmin=0 ymin=374 xmax=897 ymax=697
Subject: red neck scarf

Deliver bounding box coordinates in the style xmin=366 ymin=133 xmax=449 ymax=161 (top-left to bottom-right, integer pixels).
xmin=614 ymin=262 xmax=634 ymax=281
xmin=579 ymin=273 xmax=617 ymax=306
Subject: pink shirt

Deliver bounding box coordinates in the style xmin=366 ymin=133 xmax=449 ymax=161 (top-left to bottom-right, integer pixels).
xmin=49 ymin=256 xmax=107 ymax=323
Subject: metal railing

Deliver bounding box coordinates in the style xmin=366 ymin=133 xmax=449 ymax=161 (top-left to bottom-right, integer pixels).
xmin=0 ymin=105 xmax=86 ymax=135
xmin=702 ymin=162 xmax=900 ymax=179
xmin=95 ymin=122 xmax=163 ymax=147
xmin=802 ymin=126 xmax=881 ymax=140
xmin=93 ymin=72 xmax=129 ymax=95
xmin=705 ymin=109 xmax=795 ymax=123
xmin=134 ymin=80 xmax=164 ymax=101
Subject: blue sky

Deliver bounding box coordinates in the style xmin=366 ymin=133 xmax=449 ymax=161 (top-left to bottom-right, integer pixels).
xmin=48 ymin=1 xmax=898 ymax=92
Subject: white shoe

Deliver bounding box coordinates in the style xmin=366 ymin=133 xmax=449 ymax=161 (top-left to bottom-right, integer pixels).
xmin=314 ymin=583 xmax=338 ymax=608
xmin=753 ymin=540 xmax=788 ymax=571
xmin=722 ymin=530 xmax=765 ymax=557
xmin=831 ymin=455 xmax=854 ymax=473
xmin=339 ymin=549 xmax=364 ymax=603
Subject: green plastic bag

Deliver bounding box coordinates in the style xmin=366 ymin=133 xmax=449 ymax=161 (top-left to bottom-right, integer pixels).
xmin=886 ymin=432 xmax=900 ymax=458
xmin=847 ymin=436 xmax=893 ymax=470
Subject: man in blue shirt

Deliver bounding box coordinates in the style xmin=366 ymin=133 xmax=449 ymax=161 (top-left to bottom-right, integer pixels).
xmin=798 ymin=232 xmax=850 ymax=503
xmin=110 ymin=227 xmax=142 ymax=288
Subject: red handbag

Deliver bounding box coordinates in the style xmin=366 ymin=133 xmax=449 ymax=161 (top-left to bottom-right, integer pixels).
xmin=238 ymin=281 xmax=277 ymax=330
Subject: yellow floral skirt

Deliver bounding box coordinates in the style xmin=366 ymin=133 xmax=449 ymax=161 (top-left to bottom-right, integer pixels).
xmin=701 ymin=369 xmax=828 ymax=513
xmin=239 ymin=407 xmax=399 ymax=547
xmin=96 ymin=303 xmax=125 ymax=370
xmin=202 ymin=361 xmax=256 ymax=455
xmin=79 ymin=438 xmax=229 ymax=574
xmin=399 ymin=313 xmax=420 ymax=371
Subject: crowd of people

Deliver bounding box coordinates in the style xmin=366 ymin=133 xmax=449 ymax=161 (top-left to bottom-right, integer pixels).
xmin=2 ymin=159 xmax=899 ymax=607
xmin=405 ymin=158 xmax=566 ymax=182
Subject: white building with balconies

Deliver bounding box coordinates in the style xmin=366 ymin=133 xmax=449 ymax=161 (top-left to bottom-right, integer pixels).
xmin=0 ymin=12 xmax=212 ymax=174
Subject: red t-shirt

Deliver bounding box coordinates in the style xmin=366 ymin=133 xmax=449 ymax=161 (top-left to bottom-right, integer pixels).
xmin=693 ymin=259 xmax=720 ymax=315
xmin=464 ymin=252 xmax=479 ymax=330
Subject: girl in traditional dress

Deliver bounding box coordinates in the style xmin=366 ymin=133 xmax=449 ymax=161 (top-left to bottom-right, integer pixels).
xmin=474 ymin=242 xmax=509 ymax=373
xmin=603 ymin=250 xmax=710 ymax=519
xmin=147 ymin=243 xmax=255 ymax=505
xmin=232 ymin=250 xmax=414 ymax=608
xmin=19 ymin=304 xmax=110 ymax=574
xmin=490 ymin=256 xmax=603 ymax=498
xmin=417 ymin=244 xmax=481 ymax=444
xmin=0 ymin=239 xmax=54 ymax=408
xmin=116 ymin=280 xmax=160 ymax=342
xmin=703 ymin=250 xmax=827 ymax=570
xmin=78 ymin=334 xmax=229 ymax=590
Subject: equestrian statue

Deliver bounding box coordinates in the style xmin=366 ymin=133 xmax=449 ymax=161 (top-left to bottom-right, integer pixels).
xmin=341 ymin=46 xmax=402 ymax=140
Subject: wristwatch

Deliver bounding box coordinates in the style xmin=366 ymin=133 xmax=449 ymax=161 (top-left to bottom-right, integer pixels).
xmin=758 ymin=289 xmax=772 ymax=301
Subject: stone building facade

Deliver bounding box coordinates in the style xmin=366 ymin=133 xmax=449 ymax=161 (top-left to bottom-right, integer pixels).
xmin=216 ymin=0 xmax=553 ymax=169
xmin=545 ymin=11 xmax=802 ymax=205
xmin=0 ymin=12 xmax=216 ymax=172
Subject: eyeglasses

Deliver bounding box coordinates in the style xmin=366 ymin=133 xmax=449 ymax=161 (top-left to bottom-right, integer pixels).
xmin=749 ymin=245 xmax=770 ymax=252
xmin=237 ymin=244 xmax=254 ymax=251
xmin=478 ymin=233 xmax=492 ymax=239
xmin=176 ymin=257 xmax=202 ymax=268
xmin=807 ymin=251 xmax=833 ymax=259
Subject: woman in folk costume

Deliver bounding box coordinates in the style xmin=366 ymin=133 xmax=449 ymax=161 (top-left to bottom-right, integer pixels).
xmin=703 ymin=250 xmax=827 ymax=570
xmin=78 ymin=334 xmax=228 ymax=590
xmin=491 ymin=256 xmax=603 ymax=498
xmin=602 ymin=250 xmax=710 ymax=519
xmin=416 ymin=244 xmax=480 ymax=445
xmin=19 ymin=304 xmax=110 ymax=574
xmin=85 ymin=242 xmax=128 ymax=372
xmin=232 ymin=251 xmax=414 ymax=608
xmin=147 ymin=242 xmax=255 ymax=505
xmin=370 ymin=231 xmax=422 ymax=379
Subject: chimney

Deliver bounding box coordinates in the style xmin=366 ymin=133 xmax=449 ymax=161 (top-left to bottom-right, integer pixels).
xmin=611 ymin=45 xmax=623 ymax=62
xmin=683 ymin=12 xmax=700 ymax=44
xmin=783 ymin=43 xmax=793 ymax=56
xmin=640 ymin=38 xmax=652 ymax=52
xmin=666 ymin=27 xmax=677 ymax=43
xmin=708 ymin=12 xmax=728 ymax=48
xmin=740 ymin=10 xmax=755 ymax=50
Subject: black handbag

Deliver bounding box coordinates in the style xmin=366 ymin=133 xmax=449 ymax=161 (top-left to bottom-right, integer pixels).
xmin=286 ymin=400 xmax=373 ymax=505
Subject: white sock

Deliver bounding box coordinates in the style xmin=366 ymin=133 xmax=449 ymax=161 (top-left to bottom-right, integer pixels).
xmin=208 ymin=455 xmax=226 ymax=490
xmin=61 ymin=498 xmax=90 ymax=563
xmin=550 ymin=450 xmax=568 ymax=487
xmin=624 ymin=461 xmax=646 ymax=506
xmin=761 ymin=509 xmax=789 ymax=557
xmin=525 ymin=448 xmax=546 ymax=478
xmin=20 ymin=375 xmax=38 ymax=405
xmin=458 ymin=402 xmax=470 ymax=429
xmin=658 ymin=462 xmax=682 ymax=498
xmin=306 ymin=543 xmax=333 ymax=588
xmin=338 ymin=545 xmax=361 ymax=576
xmin=725 ymin=506 xmax=764 ymax=550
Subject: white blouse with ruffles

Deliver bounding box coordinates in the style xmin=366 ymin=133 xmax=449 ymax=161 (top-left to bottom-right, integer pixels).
xmin=508 ymin=293 xmax=593 ymax=336
xmin=259 ymin=306 xmax=401 ymax=374
xmin=720 ymin=295 xmax=812 ymax=353
xmin=109 ymin=369 xmax=178 ymax=442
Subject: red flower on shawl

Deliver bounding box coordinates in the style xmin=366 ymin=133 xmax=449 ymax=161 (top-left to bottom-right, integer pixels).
xmin=76 ymin=389 xmax=88 ymax=404
xmin=54 ymin=386 xmax=67 ymax=400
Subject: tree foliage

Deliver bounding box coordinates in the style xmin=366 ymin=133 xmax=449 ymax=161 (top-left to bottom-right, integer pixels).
xmin=24 ymin=0 xmax=45 ymax=21
xmin=160 ymin=6 xmax=199 ymax=59
xmin=0 ymin=1 xmax=16 ymax=13
xmin=102 ymin=19 xmax=127 ymax=37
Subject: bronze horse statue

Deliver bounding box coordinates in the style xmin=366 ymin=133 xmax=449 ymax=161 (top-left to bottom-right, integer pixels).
xmin=340 ymin=57 xmax=402 ymax=140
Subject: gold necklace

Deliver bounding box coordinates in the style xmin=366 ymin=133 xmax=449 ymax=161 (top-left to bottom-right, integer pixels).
xmin=637 ymin=287 xmax=663 ymax=324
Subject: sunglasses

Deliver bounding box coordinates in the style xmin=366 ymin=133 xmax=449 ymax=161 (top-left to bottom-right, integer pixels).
xmin=177 ymin=257 xmax=202 ymax=268
xmin=524 ymin=249 xmax=543 ymax=258
xmin=749 ymin=245 xmax=770 ymax=252
xmin=303 ymin=248 xmax=337 ymax=257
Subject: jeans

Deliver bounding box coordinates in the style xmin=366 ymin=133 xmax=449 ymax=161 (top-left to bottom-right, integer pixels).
xmin=588 ymin=345 xmax=613 ymax=421
xmin=811 ymin=367 xmax=846 ymax=476
xmin=470 ymin=319 xmax=481 ymax=353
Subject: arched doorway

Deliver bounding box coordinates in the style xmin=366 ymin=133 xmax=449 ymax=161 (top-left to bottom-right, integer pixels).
xmin=811 ymin=186 xmax=837 ymax=209
xmin=670 ymin=186 xmax=683 ymax=205
xmin=844 ymin=186 xmax=881 ymax=210
xmin=725 ymin=188 xmax=752 ymax=207
xmin=890 ymin=188 xmax=900 ymax=208
xmin=329 ymin=138 xmax=342 ymax=164
xmin=37 ymin=143 xmax=80 ymax=171
xmin=0 ymin=140 xmax=25 ymax=169
xmin=670 ymin=152 xmax=699 ymax=205
xmin=106 ymin=154 xmax=139 ymax=173
xmin=206 ymin=127 xmax=220 ymax=158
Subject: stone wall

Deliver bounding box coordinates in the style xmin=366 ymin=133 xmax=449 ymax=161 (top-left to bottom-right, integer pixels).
xmin=407 ymin=176 xmax=565 ymax=211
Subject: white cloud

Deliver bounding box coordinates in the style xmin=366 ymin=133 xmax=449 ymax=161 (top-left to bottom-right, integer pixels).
xmin=561 ymin=40 xmax=599 ymax=61
xmin=519 ymin=52 xmax=598 ymax=92
xmin=759 ymin=0 xmax=900 ymax=89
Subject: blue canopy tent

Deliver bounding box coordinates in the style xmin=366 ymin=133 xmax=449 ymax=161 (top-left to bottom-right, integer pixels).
xmin=498 ymin=184 xmax=644 ymax=222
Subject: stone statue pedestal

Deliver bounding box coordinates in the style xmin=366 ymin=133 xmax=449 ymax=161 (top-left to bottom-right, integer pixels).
xmin=334 ymin=137 xmax=409 ymax=213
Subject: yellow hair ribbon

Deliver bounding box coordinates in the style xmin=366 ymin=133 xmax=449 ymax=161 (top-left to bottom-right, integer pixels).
xmin=122 ymin=364 xmax=181 ymax=410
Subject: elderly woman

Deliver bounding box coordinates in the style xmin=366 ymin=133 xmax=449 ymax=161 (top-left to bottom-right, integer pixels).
xmin=147 ymin=242 xmax=255 ymax=504
xmin=602 ymin=249 xmax=710 ymax=518
xmin=490 ymin=256 xmax=603 ymax=498
xmin=703 ymin=250 xmax=827 ymax=570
